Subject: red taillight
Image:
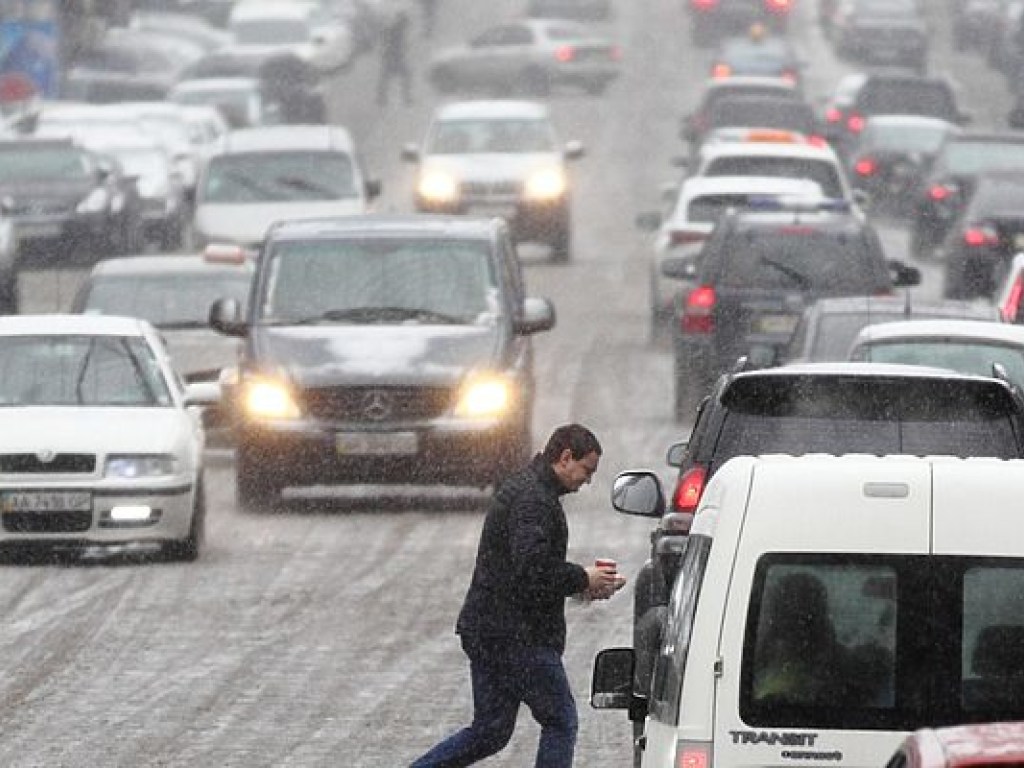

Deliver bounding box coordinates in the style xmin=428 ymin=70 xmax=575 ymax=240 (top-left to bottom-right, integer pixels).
xmin=765 ymin=0 xmax=791 ymax=12
xmin=554 ymin=45 xmax=575 ymax=62
xmin=682 ymin=285 xmax=716 ymax=334
xmin=711 ymin=63 xmax=731 ymax=79
xmin=781 ymin=69 xmax=798 ymax=83
xmin=609 ymin=45 xmax=623 ymax=61
xmin=854 ymin=157 xmax=876 ymax=177
xmin=807 ymin=134 xmax=827 ymax=148
xmin=825 ymin=107 xmax=842 ymax=124
xmin=691 ymin=0 xmax=717 ymax=9
xmin=672 ymin=465 xmax=708 ymax=513
xmin=1003 ymin=276 xmax=1024 ymax=322
xmin=929 ymin=184 xmax=952 ymax=202
xmin=669 ymin=229 xmax=708 ymax=246
xmin=676 ymin=740 xmax=712 ymax=768
xmin=847 ymin=113 xmax=865 ymax=133
xmin=963 ymin=225 xmax=999 ymax=247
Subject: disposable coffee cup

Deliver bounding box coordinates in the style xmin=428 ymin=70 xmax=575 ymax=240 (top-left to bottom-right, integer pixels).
xmin=595 ymin=558 xmax=617 ymax=574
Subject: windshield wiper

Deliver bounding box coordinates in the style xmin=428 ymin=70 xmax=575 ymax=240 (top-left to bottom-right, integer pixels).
xmin=273 ymin=175 xmax=347 ymax=199
xmin=759 ymin=256 xmax=812 ymax=289
xmin=286 ymin=307 xmax=466 ymax=325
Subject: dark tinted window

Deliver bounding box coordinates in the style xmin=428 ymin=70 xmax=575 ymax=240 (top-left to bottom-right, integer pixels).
xmin=716 ymin=230 xmax=878 ymax=292
xmin=858 ymin=83 xmax=956 ymax=120
xmin=708 ymin=99 xmax=815 ymax=133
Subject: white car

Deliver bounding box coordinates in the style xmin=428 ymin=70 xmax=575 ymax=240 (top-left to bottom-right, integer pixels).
xmin=0 ymin=315 xmax=215 ymax=560
xmin=848 ymin=318 xmax=1024 ymax=390
xmin=639 ymin=175 xmax=825 ymax=326
xmin=401 ymin=99 xmax=583 ymax=261
xmin=228 ymin=0 xmax=355 ymax=75
xmin=192 ymin=124 xmax=380 ymax=247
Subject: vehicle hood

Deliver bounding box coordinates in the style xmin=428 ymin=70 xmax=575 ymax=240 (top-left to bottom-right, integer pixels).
xmin=161 ymin=329 xmax=242 ymax=382
xmin=421 ymin=153 xmax=564 ymax=182
xmin=0 ymin=408 xmax=189 ymax=454
xmin=251 ymin=324 xmax=500 ymax=388
xmin=195 ymin=199 xmax=366 ymax=245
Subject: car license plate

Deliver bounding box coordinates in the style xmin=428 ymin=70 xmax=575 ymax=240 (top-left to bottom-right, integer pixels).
xmin=336 ymin=432 xmax=418 ymax=456
xmin=0 ymin=491 xmax=92 ymax=513
xmin=756 ymin=314 xmax=799 ymax=335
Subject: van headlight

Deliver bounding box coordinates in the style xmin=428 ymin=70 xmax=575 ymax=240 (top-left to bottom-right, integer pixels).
xmin=105 ymin=454 xmax=179 ymax=478
xmin=524 ymin=167 xmax=567 ymax=201
xmin=243 ymin=377 xmax=302 ymax=420
xmin=455 ymin=373 xmax=514 ymax=419
xmin=418 ymin=170 xmax=460 ymax=203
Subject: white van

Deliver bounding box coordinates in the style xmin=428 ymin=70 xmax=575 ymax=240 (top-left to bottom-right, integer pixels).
xmin=592 ymin=455 xmax=1024 ymax=768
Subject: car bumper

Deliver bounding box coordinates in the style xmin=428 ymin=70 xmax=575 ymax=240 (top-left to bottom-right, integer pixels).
xmin=0 ymin=481 xmax=195 ymax=546
xmin=416 ymin=197 xmax=568 ymax=241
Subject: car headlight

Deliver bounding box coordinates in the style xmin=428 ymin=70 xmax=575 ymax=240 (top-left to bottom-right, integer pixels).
xmin=454 ymin=373 xmax=515 ymax=419
xmin=418 ymin=170 xmax=460 ymax=203
xmin=243 ymin=377 xmax=302 ymax=420
xmin=77 ymin=188 xmax=110 ymax=213
xmin=105 ymin=454 xmax=179 ymax=478
xmin=524 ymin=167 xmax=567 ymax=201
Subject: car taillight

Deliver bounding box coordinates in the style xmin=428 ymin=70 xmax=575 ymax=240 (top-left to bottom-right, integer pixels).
xmin=781 ymin=69 xmax=798 ymax=83
xmin=854 ymin=157 xmax=877 ymax=177
xmin=929 ymin=184 xmax=953 ymax=202
xmin=682 ymin=285 xmax=716 ymax=334
xmin=692 ymin=0 xmax=717 ymax=9
xmin=676 ymin=740 xmax=712 ymax=768
xmin=609 ymin=45 xmax=623 ymax=61
xmin=670 ymin=229 xmax=707 ymax=246
xmin=554 ymin=45 xmax=575 ymax=62
xmin=963 ymin=224 xmax=1000 ymax=247
xmin=847 ymin=113 xmax=865 ymax=133
xmin=1002 ymin=275 xmax=1024 ymax=322
xmin=711 ymin=63 xmax=731 ymax=79
xmin=825 ymin=107 xmax=842 ymax=124
xmin=672 ymin=465 xmax=708 ymax=513
xmin=765 ymin=0 xmax=791 ymax=12
xmin=807 ymin=134 xmax=827 ymax=148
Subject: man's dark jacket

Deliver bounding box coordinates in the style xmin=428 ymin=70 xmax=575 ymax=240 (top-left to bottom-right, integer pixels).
xmin=456 ymin=454 xmax=590 ymax=654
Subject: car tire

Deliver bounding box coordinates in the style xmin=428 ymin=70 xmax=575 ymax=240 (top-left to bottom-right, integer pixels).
xmin=236 ymin=444 xmax=285 ymax=513
xmin=549 ymin=221 xmax=572 ymax=263
xmin=165 ymin=475 xmax=205 ymax=561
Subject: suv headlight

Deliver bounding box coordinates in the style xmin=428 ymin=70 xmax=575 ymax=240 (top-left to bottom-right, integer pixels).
xmin=418 ymin=170 xmax=459 ymax=203
xmin=105 ymin=454 xmax=179 ymax=478
xmin=454 ymin=373 xmax=515 ymax=419
xmin=242 ymin=377 xmax=302 ymax=420
xmin=77 ymin=188 xmax=110 ymax=213
xmin=524 ymin=167 xmax=567 ymax=201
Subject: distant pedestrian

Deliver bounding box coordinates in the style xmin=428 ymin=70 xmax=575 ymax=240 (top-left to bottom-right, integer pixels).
xmin=419 ymin=0 xmax=438 ymax=38
xmin=376 ymin=8 xmax=413 ymax=107
xmin=409 ymin=424 xmax=626 ymax=768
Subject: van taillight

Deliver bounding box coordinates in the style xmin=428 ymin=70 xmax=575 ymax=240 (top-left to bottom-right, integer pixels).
xmin=765 ymin=0 xmax=790 ymax=12
xmin=854 ymin=157 xmax=876 ymax=177
xmin=672 ymin=465 xmax=708 ymax=513
xmin=677 ymin=740 xmax=712 ymax=768
xmin=682 ymin=286 xmax=716 ymax=334
xmin=692 ymin=0 xmax=718 ymax=9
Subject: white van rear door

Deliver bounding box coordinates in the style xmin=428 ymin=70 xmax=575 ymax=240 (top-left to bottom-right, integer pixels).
xmin=933 ymin=459 xmax=1024 ymax=556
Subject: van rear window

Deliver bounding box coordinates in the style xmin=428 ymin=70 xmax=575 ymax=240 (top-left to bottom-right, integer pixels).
xmin=739 ymin=555 xmax=1024 ymax=730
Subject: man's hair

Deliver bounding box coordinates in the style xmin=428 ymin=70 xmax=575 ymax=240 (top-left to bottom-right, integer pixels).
xmin=542 ymin=424 xmax=602 ymax=463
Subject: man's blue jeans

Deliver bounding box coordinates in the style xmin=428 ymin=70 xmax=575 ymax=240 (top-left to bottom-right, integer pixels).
xmin=409 ymin=637 xmax=578 ymax=768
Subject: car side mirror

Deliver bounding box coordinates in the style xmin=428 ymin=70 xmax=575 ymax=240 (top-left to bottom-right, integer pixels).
xmin=209 ymin=297 xmax=248 ymax=338
xmin=591 ymin=648 xmax=636 ymax=710
xmin=365 ymin=178 xmax=382 ymax=199
xmin=400 ymin=143 xmax=420 ymax=162
xmin=611 ymin=471 xmax=666 ymax=518
xmin=564 ymin=139 xmax=585 ymax=160
xmin=665 ymin=441 xmax=688 ymax=467
xmin=635 ymin=211 xmax=662 ymax=231
xmin=184 ymin=380 xmax=221 ymax=409
xmin=661 ymin=254 xmax=700 ymax=281
xmin=889 ymin=260 xmax=922 ymax=287
xmin=515 ymin=296 xmax=556 ymax=335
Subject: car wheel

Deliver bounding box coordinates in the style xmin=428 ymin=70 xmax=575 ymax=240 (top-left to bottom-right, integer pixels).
xmin=236 ymin=444 xmax=285 ymax=513
xmin=549 ymin=221 xmax=572 ymax=263
xmin=165 ymin=474 xmax=205 ymax=561
xmin=522 ymin=68 xmax=551 ymax=98
xmin=0 ymin=271 xmax=17 ymax=315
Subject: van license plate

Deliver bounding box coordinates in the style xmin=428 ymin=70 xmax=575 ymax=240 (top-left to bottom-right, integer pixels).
xmin=336 ymin=432 xmax=418 ymax=456
xmin=1 ymin=491 xmax=92 ymax=513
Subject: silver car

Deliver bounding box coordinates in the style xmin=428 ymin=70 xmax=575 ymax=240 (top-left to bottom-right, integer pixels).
xmin=428 ymin=19 xmax=622 ymax=97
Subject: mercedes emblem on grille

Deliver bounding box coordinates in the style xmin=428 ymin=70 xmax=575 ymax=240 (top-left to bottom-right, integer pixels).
xmin=36 ymin=449 xmax=56 ymax=463
xmin=361 ymin=390 xmax=393 ymax=421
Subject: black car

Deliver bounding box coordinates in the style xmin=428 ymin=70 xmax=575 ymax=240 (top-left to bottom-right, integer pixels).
xmin=0 ymin=138 xmax=142 ymax=260
xmin=848 ymin=115 xmax=960 ymax=216
xmin=941 ymin=171 xmax=1024 ymax=300
xmin=910 ymin=131 xmax=1024 ymax=258
xmin=664 ymin=203 xmax=920 ymax=418
xmin=619 ymin=362 xmax=1024 ymax=766
xmin=209 ymin=215 xmax=556 ymax=511
xmin=831 ymin=0 xmax=929 ymax=72
xmin=687 ymin=0 xmax=793 ymax=44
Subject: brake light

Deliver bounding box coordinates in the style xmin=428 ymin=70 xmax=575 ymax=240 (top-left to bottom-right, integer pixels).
xmin=676 ymin=740 xmax=712 ymax=768
xmin=963 ymin=225 xmax=999 ymax=247
xmin=711 ymin=63 xmax=732 ymax=79
xmin=1002 ymin=275 xmax=1024 ymax=322
xmin=692 ymin=0 xmax=718 ymax=9
xmin=807 ymin=134 xmax=827 ymax=148
xmin=203 ymin=243 xmax=249 ymax=264
xmin=781 ymin=69 xmax=798 ymax=84
xmin=765 ymin=0 xmax=791 ymax=12
xmin=847 ymin=113 xmax=865 ymax=133
xmin=825 ymin=107 xmax=842 ymax=124
xmin=682 ymin=285 xmax=716 ymax=334
xmin=554 ymin=45 xmax=575 ymax=62
xmin=609 ymin=45 xmax=623 ymax=61
xmin=670 ymin=229 xmax=708 ymax=246
xmin=929 ymin=184 xmax=952 ymax=202
xmin=672 ymin=465 xmax=708 ymax=513
xmin=854 ymin=157 xmax=876 ymax=177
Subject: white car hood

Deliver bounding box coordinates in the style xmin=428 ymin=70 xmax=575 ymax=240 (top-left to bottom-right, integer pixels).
xmin=422 ymin=153 xmax=563 ymax=183
xmin=195 ymin=199 xmax=366 ymax=245
xmin=0 ymin=408 xmax=189 ymax=455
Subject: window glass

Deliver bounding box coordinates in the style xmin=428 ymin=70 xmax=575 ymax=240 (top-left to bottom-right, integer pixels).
xmin=940 ymin=141 xmax=1024 ymax=176
xmin=202 ymin=151 xmax=357 ymax=202
xmin=855 ymin=341 xmax=1024 ymax=391
xmin=428 ymin=119 xmax=556 ymax=154
xmin=962 ymin=567 xmax=1024 ymax=712
xmin=704 ymin=157 xmax=843 ymax=198
xmin=82 ymin=272 xmax=252 ymax=328
xmin=0 ymin=146 xmax=92 ymax=182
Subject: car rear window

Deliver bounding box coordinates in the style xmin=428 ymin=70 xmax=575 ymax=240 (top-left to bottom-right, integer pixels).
xmin=709 ymin=99 xmax=814 ymax=134
xmin=858 ymin=83 xmax=956 ymax=120
xmin=713 ymin=375 xmax=1022 ymax=463
xmin=854 ymin=341 xmax=1024 ymax=391
xmin=940 ymin=141 xmax=1024 ymax=176
xmin=716 ymin=230 xmax=879 ymax=293
xmin=704 ymin=156 xmax=843 ymax=198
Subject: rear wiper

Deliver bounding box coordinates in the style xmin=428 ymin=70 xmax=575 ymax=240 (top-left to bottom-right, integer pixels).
xmin=287 ymin=307 xmax=466 ymax=325
xmin=759 ymin=256 xmax=812 ymax=289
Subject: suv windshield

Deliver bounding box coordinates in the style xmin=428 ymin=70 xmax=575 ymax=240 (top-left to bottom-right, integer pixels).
xmin=259 ymin=238 xmax=499 ymax=325
xmin=202 ymin=152 xmax=356 ymax=202
xmin=427 ymin=119 xmax=556 ymax=154
xmin=0 ymin=146 xmax=92 ymax=182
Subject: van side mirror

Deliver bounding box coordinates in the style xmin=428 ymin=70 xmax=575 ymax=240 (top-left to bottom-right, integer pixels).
xmin=611 ymin=471 xmax=666 ymax=518
xmin=889 ymin=260 xmax=922 ymax=287
xmin=591 ymin=648 xmax=635 ymax=710
xmin=564 ymin=140 xmax=585 ymax=160
xmin=400 ymin=143 xmax=420 ymax=162
xmin=209 ymin=297 xmax=248 ymax=338
xmin=515 ymin=296 xmax=556 ymax=335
